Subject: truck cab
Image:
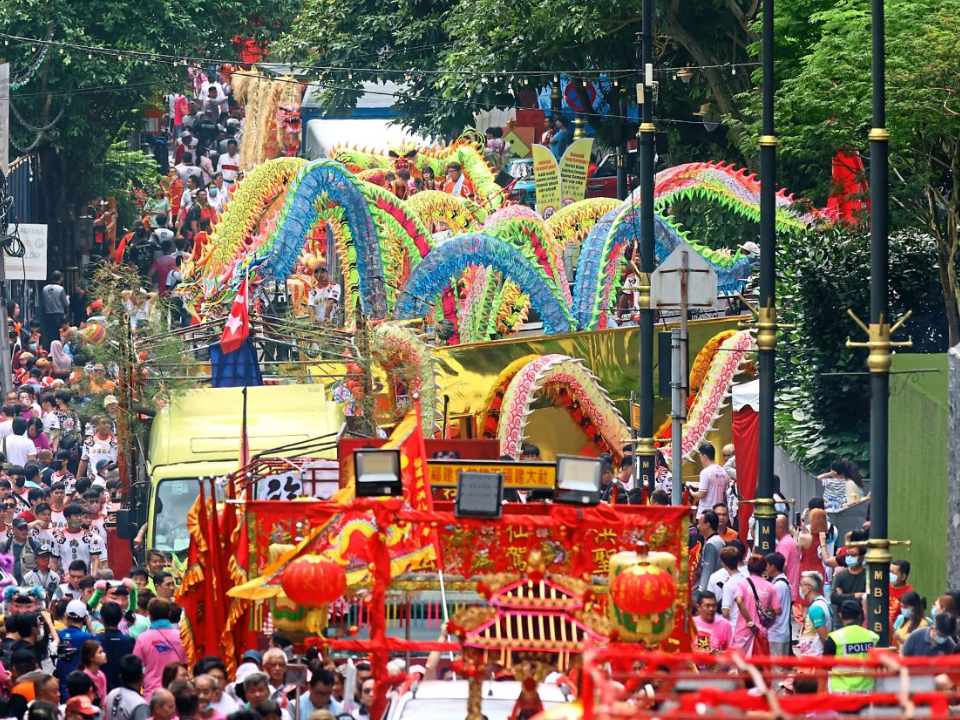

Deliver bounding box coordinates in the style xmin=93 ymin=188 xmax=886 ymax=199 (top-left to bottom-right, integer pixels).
xmin=138 ymin=385 xmax=345 ymax=558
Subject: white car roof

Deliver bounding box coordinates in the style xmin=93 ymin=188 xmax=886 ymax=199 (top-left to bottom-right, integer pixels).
xmin=402 ymin=680 xmax=567 ymax=701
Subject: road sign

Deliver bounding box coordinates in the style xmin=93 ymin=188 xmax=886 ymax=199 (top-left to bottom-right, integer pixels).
xmin=650 ymin=241 xmax=718 ymax=309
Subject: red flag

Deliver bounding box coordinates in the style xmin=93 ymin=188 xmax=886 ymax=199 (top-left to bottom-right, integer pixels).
xmin=219 ymin=277 xmax=250 ymax=354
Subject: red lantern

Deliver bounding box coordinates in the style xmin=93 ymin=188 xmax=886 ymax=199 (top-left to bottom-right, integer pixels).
xmin=610 ymin=562 xmax=676 ymax=615
xmin=280 ymin=555 xmax=346 ymax=607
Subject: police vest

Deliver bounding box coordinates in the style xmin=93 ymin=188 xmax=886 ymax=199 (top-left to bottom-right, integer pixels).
xmin=828 ymin=624 xmax=879 ymax=692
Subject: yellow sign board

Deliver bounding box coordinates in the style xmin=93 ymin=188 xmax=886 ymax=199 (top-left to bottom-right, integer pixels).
xmin=428 ymin=460 xmax=556 ymax=490
xmin=560 ymin=138 xmax=594 ymax=206
xmin=532 ymin=144 xmax=562 ymax=218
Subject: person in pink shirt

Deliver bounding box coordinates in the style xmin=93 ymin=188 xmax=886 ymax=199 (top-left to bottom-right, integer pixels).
xmin=732 ymin=553 xmax=782 ymax=657
xmin=133 ymin=598 xmax=187 ymax=701
xmin=775 ymin=513 xmax=801 ymax=603
xmin=692 ymin=591 xmax=732 ymax=671
xmin=79 ymin=639 xmax=109 ymax=709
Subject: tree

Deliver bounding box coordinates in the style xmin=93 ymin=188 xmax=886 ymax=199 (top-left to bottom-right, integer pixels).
xmin=741 ymin=0 xmax=960 ymax=344
xmin=0 ymin=0 xmax=300 ymax=224
xmin=278 ymin=0 xmax=763 ymax=157
xmin=775 ymin=228 xmax=947 ymax=472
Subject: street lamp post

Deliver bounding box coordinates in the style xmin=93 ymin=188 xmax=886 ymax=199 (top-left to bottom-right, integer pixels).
xmin=845 ymin=0 xmax=911 ymax=647
xmin=754 ymin=0 xmax=778 ymax=553
xmin=636 ymin=0 xmax=657 ymax=498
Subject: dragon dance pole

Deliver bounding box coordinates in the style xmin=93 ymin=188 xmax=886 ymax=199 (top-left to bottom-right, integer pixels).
xmin=637 ymin=0 xmax=657 ymax=498
xmin=754 ymin=0 xmax=778 ymax=554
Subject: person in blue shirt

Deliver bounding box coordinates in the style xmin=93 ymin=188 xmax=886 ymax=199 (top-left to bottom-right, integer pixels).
xmin=58 ymin=599 xmax=95 ymax=698
xmin=550 ymin=117 xmax=571 ymax=160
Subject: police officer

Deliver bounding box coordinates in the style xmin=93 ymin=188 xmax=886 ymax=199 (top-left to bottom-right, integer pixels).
xmin=823 ymin=600 xmax=879 ymax=692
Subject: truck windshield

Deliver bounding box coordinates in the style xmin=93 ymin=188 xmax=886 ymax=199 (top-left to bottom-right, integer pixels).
xmin=153 ymin=479 xmax=200 ymax=555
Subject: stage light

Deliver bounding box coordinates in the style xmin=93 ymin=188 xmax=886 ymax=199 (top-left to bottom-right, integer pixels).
xmin=455 ymin=471 xmax=504 ymax=519
xmin=554 ymin=455 xmax=602 ymax=506
xmin=353 ymin=449 xmax=402 ymax=497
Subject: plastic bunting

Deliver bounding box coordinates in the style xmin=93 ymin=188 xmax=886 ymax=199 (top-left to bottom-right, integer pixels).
xmin=393 ymin=233 xmax=575 ymax=335
xmin=497 ymin=354 xmax=629 ymax=460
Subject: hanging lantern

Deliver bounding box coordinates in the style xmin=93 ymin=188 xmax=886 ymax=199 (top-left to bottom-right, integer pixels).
xmin=280 ymin=555 xmax=346 ymax=607
xmin=610 ymin=543 xmax=676 ymax=615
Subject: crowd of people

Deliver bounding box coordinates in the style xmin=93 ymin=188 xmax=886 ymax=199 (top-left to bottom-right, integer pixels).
xmin=684 ymin=443 xmax=958 ymax=693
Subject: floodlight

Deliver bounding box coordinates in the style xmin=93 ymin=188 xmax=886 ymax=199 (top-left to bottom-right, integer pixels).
xmin=455 ymin=471 xmax=504 ymax=519
xmin=353 ymin=449 xmax=402 ymax=497
xmin=554 ymin=455 xmax=602 ymax=506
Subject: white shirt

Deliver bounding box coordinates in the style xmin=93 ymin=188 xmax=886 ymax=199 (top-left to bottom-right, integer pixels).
xmin=307 ymin=283 xmax=342 ymax=322
xmin=721 ymin=570 xmax=744 ymax=629
xmin=5 ymin=434 xmax=37 ymax=465
xmin=707 ymin=567 xmax=732 ymax=599
xmin=217 ymin=152 xmax=241 ymax=183
xmin=81 ymin=434 xmax=118 ymax=478
xmin=176 ymin=164 xmax=202 ymax=184
xmin=42 ymin=411 xmax=60 ymax=437
xmin=0 ymin=420 xmax=12 ymax=440
xmin=696 ymin=464 xmax=729 ymax=516
xmin=51 ymin=527 xmax=103 ymax=569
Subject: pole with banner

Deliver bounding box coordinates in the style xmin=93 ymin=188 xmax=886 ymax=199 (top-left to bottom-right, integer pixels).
xmin=0 ymin=62 xmax=12 ymax=396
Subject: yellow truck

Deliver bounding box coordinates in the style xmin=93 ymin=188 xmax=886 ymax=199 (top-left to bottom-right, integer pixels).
xmin=132 ymin=384 xmax=345 ymax=556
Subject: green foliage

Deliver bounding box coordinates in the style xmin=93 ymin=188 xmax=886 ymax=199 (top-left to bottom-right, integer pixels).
xmin=736 ymin=0 xmax=960 ymax=342
xmin=774 ymin=228 xmax=947 ymax=473
xmin=1 ymin=0 xmax=300 ymax=219
xmin=278 ymin=0 xmax=758 ymax=158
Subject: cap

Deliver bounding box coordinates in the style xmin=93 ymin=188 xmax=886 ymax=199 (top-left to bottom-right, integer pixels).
xmin=241 ymin=649 xmax=262 ymax=665
xmin=740 ymin=241 xmax=761 ymax=255
xmin=11 ymin=517 xmax=28 ymax=530
xmin=103 ymin=395 xmax=118 ymax=406
xmin=66 ymin=696 xmax=99 ymax=717
xmin=839 ymin=600 xmax=862 ymax=618
xmin=38 ymin=542 xmax=53 ymax=556
xmin=234 ymin=662 xmax=260 ymax=685
xmin=66 ymin=599 xmax=89 ymax=619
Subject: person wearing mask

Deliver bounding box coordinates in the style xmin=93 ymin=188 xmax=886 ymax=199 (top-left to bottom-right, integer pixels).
xmin=732 ymin=553 xmax=782 ymax=657
xmin=823 ymin=600 xmax=879 ymax=692
xmin=888 ymin=559 xmax=913 ymax=628
xmin=23 ymin=545 xmax=60 ymax=602
xmin=893 ymin=591 xmax=928 ymax=650
xmin=194 ymin=675 xmax=226 ymax=720
xmin=97 ymin=602 xmax=136 ymax=691
xmin=764 ymin=551 xmax=794 ymax=659
xmin=133 ymin=599 xmax=186 ymax=700
xmin=692 ymin=590 xmax=731 ymax=670
xmin=57 ymin=601 xmax=96 ymax=698
xmin=40 ymin=271 xmax=68 ymax=352
xmin=690 ymin=444 xmax=729 ymax=518
xmin=52 ymin=505 xmax=102 ymax=576
xmin=104 ymin=655 xmax=150 ymax=720
xmin=694 ymin=511 xmax=724 ymax=603
xmin=830 ymin=546 xmax=867 ymax=619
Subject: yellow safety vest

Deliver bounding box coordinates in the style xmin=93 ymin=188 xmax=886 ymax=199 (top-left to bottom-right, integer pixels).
xmin=828 ymin=624 xmax=879 ymax=692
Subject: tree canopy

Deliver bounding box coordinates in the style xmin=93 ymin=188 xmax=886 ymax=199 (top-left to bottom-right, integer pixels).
xmin=0 ymin=0 xmax=300 ymax=220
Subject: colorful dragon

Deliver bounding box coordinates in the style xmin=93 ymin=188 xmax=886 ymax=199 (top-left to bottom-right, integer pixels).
xmin=332 ymin=140 xmax=505 ymax=210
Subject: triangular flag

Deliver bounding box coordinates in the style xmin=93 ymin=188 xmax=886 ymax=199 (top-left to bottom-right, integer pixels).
xmin=219 ymin=277 xmax=250 ymax=354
